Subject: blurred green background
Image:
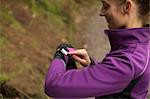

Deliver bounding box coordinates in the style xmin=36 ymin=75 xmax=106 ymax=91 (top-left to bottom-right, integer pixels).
xmin=0 ymin=0 xmax=149 ymax=99
xmin=0 ymin=0 xmax=99 ymax=98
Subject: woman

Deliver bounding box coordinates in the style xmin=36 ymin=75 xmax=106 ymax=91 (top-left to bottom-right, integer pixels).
xmin=44 ymin=0 xmax=150 ymax=98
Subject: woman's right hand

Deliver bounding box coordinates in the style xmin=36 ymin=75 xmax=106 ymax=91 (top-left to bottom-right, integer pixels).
xmin=68 ymin=49 xmax=91 ymax=66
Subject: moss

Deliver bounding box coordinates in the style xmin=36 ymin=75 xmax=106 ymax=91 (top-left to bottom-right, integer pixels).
xmin=30 ymin=38 xmax=40 ymax=49
xmin=0 ymin=6 xmax=25 ymax=32
xmin=27 ymin=0 xmax=77 ymax=31
xmin=0 ymin=0 xmax=97 ymax=98
xmin=0 ymin=33 xmax=8 ymax=49
xmin=1 ymin=50 xmax=17 ymax=61
xmin=0 ymin=74 xmax=8 ymax=85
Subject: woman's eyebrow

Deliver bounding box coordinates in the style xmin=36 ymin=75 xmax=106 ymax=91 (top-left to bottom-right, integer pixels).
xmin=101 ymin=0 xmax=106 ymax=3
xmin=97 ymin=0 xmax=108 ymax=4
xmin=101 ymin=0 xmax=109 ymax=4
xmin=97 ymin=0 xmax=105 ymax=3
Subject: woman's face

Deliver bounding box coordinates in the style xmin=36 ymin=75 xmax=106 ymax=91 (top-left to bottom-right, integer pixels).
xmin=100 ymin=0 xmax=128 ymax=29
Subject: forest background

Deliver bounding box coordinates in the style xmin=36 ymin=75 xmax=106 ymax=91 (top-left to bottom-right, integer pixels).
xmin=0 ymin=0 xmax=149 ymax=98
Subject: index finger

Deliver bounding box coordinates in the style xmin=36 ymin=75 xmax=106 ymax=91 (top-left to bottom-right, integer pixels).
xmin=68 ymin=49 xmax=84 ymax=55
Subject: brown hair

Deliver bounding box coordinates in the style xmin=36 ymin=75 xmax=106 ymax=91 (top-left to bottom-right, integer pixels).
xmin=118 ymin=0 xmax=150 ymax=26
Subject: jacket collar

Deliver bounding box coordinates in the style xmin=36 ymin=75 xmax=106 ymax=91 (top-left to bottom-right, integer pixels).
xmin=104 ymin=27 xmax=150 ymax=50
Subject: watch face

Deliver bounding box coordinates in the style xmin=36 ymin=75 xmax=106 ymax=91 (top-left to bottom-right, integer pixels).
xmin=61 ymin=48 xmax=68 ymax=55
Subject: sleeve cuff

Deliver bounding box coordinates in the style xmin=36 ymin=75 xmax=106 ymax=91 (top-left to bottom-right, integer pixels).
xmin=90 ymin=57 xmax=96 ymax=65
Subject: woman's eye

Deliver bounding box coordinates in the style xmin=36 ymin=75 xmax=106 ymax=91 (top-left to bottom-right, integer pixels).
xmin=104 ymin=6 xmax=108 ymax=8
xmin=103 ymin=5 xmax=109 ymax=10
xmin=103 ymin=6 xmax=108 ymax=10
xmin=102 ymin=3 xmax=109 ymax=9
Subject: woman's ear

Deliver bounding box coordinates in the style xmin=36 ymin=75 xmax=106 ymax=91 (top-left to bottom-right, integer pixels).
xmin=123 ymin=0 xmax=132 ymax=15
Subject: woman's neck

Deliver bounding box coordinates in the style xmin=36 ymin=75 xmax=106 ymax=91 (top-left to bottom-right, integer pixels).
xmin=126 ymin=17 xmax=143 ymax=29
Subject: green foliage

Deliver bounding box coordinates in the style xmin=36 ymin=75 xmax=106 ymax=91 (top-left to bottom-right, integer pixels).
xmin=0 ymin=0 xmax=97 ymax=98
xmin=30 ymin=38 xmax=40 ymax=49
xmin=0 ymin=6 xmax=25 ymax=32
xmin=0 ymin=33 xmax=8 ymax=49
xmin=2 ymin=50 xmax=17 ymax=61
xmin=0 ymin=74 xmax=8 ymax=85
xmin=26 ymin=0 xmax=77 ymax=33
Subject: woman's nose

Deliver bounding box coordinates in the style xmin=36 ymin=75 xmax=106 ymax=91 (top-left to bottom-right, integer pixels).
xmin=99 ymin=8 xmax=105 ymax=16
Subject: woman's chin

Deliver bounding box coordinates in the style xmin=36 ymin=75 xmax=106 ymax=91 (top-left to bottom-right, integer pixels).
xmin=107 ymin=23 xmax=116 ymax=29
xmin=108 ymin=24 xmax=114 ymax=29
xmin=108 ymin=24 xmax=126 ymax=29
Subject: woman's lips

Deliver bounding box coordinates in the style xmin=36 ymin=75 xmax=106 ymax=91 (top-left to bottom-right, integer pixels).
xmin=106 ymin=18 xmax=111 ymax=23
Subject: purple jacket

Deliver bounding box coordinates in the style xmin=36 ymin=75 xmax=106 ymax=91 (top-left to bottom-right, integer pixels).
xmin=44 ymin=28 xmax=150 ymax=99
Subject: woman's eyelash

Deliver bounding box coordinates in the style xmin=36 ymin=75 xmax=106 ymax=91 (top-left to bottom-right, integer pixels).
xmin=103 ymin=5 xmax=109 ymax=9
xmin=103 ymin=3 xmax=109 ymax=7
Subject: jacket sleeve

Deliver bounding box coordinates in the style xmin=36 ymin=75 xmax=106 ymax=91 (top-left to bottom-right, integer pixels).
xmin=44 ymin=52 xmax=135 ymax=98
